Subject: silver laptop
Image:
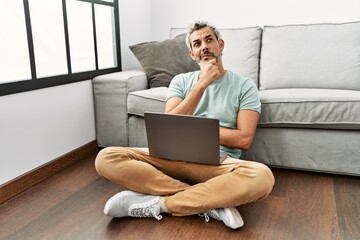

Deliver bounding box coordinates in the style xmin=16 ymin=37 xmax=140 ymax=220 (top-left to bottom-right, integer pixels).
xmin=144 ymin=112 xmax=228 ymax=165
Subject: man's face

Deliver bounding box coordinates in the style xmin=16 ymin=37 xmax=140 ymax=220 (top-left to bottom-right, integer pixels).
xmin=189 ymin=27 xmax=224 ymax=65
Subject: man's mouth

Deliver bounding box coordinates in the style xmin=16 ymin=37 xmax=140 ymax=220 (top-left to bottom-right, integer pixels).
xmin=200 ymin=51 xmax=215 ymax=60
xmin=199 ymin=52 xmax=217 ymax=62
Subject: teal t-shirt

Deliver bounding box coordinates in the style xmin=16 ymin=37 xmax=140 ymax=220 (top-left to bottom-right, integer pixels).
xmin=166 ymin=70 xmax=261 ymax=158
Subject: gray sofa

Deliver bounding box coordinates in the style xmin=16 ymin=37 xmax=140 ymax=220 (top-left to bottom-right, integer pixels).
xmin=93 ymin=21 xmax=360 ymax=175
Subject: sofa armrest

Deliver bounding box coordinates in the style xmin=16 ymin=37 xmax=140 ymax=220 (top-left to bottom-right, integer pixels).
xmin=92 ymin=70 xmax=148 ymax=147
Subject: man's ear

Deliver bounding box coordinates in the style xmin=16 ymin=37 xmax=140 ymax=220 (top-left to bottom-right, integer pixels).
xmin=189 ymin=49 xmax=196 ymax=61
xmin=219 ymin=39 xmax=225 ymax=52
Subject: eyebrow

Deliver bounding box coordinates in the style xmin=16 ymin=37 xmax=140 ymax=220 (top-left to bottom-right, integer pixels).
xmin=205 ymin=34 xmax=213 ymax=39
xmin=192 ymin=34 xmax=214 ymax=45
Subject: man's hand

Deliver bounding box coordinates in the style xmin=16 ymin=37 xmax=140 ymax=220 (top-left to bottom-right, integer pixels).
xmin=198 ymin=58 xmax=220 ymax=87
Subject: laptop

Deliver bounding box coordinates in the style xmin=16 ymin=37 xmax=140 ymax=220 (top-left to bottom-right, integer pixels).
xmin=144 ymin=112 xmax=228 ymax=165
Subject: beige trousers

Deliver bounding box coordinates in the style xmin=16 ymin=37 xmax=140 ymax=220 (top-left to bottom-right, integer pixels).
xmin=95 ymin=147 xmax=275 ymax=216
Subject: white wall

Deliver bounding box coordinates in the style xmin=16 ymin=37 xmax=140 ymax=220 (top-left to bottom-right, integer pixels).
xmin=0 ymin=81 xmax=96 ymax=184
xmin=120 ymin=0 xmax=360 ymax=70
xmin=119 ymin=0 xmax=152 ymax=70
xmin=150 ymin=0 xmax=360 ymax=39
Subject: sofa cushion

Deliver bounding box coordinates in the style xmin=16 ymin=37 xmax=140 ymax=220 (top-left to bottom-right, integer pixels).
xmin=171 ymin=27 xmax=262 ymax=86
xmin=259 ymin=89 xmax=360 ymax=129
xmin=129 ymin=34 xmax=199 ymax=88
xmin=260 ymin=21 xmax=360 ymax=91
xmin=128 ymin=87 xmax=167 ymax=116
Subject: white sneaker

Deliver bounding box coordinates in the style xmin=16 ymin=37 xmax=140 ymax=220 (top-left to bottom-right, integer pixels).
xmin=104 ymin=190 xmax=162 ymax=220
xmin=200 ymin=207 xmax=244 ymax=229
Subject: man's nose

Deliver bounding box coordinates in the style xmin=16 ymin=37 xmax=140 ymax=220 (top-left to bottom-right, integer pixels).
xmin=201 ymin=43 xmax=209 ymax=51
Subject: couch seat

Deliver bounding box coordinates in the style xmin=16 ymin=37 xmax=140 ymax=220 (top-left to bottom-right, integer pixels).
xmin=128 ymin=87 xmax=167 ymax=116
xmin=259 ymin=88 xmax=360 ymax=129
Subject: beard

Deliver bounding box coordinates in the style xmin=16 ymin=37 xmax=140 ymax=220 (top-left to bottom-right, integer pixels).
xmin=197 ymin=51 xmax=218 ymax=64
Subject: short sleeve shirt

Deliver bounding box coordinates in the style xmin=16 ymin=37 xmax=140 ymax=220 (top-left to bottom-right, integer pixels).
xmin=166 ymin=70 xmax=261 ymax=158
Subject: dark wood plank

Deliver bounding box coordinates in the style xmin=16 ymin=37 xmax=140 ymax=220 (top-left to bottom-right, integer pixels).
xmin=334 ymin=175 xmax=360 ymax=240
xmin=239 ymin=169 xmax=341 ymax=240
xmin=1 ymin=153 xmax=359 ymax=240
xmin=0 ymin=152 xmax=106 ymax=239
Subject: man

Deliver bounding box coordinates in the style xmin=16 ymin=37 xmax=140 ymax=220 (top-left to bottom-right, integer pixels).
xmin=95 ymin=20 xmax=275 ymax=229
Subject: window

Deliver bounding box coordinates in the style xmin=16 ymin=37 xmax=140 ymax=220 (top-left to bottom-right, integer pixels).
xmin=0 ymin=0 xmax=121 ymax=96
xmin=0 ymin=0 xmax=31 ymax=84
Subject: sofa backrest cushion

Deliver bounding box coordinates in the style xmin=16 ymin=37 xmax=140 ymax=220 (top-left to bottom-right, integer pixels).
xmin=259 ymin=21 xmax=360 ymax=90
xmin=171 ymin=27 xmax=262 ymax=86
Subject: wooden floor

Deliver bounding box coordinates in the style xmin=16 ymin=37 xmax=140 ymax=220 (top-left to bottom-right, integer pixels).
xmin=1 ymin=152 xmax=359 ymax=240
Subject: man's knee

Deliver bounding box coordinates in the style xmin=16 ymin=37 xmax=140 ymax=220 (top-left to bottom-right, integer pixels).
xmin=234 ymin=161 xmax=275 ymax=200
xmin=95 ymin=147 xmax=126 ymax=176
xmin=255 ymin=162 xmax=275 ymax=195
xmin=95 ymin=147 xmax=111 ymax=176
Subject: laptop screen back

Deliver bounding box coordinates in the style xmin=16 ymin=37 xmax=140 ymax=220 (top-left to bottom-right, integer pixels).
xmin=144 ymin=112 xmax=222 ymax=165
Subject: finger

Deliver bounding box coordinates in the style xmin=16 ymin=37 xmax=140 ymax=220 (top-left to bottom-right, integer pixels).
xmin=200 ymin=58 xmax=215 ymax=68
xmin=207 ymin=58 xmax=217 ymax=65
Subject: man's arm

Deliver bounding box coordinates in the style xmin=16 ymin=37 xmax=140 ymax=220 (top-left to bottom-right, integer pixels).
xmin=165 ymin=83 xmax=206 ymax=115
xmin=219 ymin=110 xmax=259 ymax=151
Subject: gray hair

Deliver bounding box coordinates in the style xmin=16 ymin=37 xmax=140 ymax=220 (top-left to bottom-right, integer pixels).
xmin=185 ymin=20 xmax=222 ymax=50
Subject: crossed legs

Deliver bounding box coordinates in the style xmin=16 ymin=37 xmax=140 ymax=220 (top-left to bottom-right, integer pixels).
xmin=95 ymin=147 xmax=275 ymax=216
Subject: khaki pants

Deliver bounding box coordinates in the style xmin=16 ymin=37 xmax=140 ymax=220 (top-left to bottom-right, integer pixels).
xmin=95 ymin=147 xmax=275 ymax=216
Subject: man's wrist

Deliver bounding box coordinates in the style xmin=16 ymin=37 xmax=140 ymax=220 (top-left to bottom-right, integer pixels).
xmin=196 ymin=77 xmax=210 ymax=90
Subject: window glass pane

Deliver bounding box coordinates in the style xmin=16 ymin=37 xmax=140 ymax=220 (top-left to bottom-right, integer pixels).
xmin=95 ymin=5 xmax=117 ymax=69
xmin=66 ymin=0 xmax=95 ymax=73
xmin=29 ymin=0 xmax=68 ymax=78
xmin=0 ymin=0 xmax=31 ymax=83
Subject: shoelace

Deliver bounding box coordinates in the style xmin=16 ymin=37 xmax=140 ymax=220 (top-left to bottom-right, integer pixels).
xmin=130 ymin=207 xmax=163 ymax=220
xmin=130 ymin=198 xmax=163 ymax=221
xmin=199 ymin=210 xmax=220 ymax=222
